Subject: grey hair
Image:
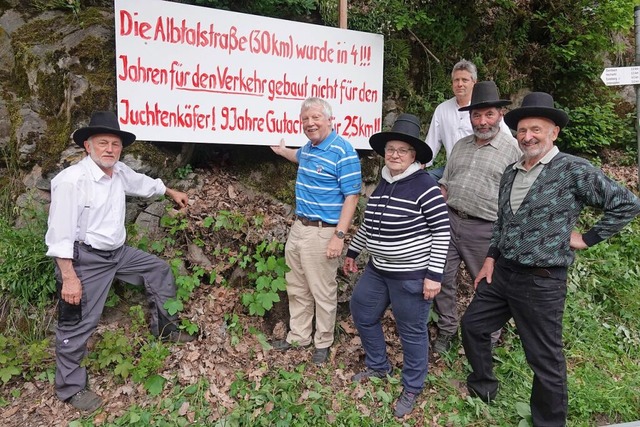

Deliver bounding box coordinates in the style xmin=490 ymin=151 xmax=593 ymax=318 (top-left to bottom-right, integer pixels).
xmin=451 ymin=59 xmax=478 ymax=81
xmin=300 ymin=97 xmax=333 ymax=119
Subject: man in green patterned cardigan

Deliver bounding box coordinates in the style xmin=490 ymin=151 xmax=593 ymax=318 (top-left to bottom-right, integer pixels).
xmin=460 ymin=92 xmax=640 ymax=426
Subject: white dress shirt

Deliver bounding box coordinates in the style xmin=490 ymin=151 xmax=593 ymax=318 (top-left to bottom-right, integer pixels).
xmin=46 ymin=156 xmax=166 ymax=258
xmin=424 ymin=97 xmax=512 ymax=166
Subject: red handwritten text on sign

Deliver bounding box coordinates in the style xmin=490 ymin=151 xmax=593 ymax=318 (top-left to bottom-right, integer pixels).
xmin=115 ymin=0 xmax=384 ymax=148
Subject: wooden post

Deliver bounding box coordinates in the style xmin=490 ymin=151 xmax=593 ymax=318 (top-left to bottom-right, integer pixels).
xmin=339 ymin=0 xmax=347 ymax=29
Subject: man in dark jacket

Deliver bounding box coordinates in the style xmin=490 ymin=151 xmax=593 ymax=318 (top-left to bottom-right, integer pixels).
xmin=461 ymin=92 xmax=640 ymax=426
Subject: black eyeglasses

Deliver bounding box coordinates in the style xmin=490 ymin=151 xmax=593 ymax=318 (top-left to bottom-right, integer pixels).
xmin=384 ymin=147 xmax=415 ymax=157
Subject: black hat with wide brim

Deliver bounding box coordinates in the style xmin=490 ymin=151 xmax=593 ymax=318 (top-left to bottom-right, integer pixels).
xmin=458 ymin=81 xmax=511 ymax=112
xmin=504 ymin=92 xmax=569 ymax=130
xmin=72 ymin=111 xmax=137 ymax=148
xmin=369 ymin=113 xmax=433 ymax=164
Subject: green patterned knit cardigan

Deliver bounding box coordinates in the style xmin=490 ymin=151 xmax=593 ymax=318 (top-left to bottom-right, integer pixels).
xmin=487 ymin=152 xmax=640 ymax=268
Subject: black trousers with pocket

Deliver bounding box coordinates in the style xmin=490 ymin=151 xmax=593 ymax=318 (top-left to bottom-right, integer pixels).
xmin=461 ymin=260 xmax=568 ymax=427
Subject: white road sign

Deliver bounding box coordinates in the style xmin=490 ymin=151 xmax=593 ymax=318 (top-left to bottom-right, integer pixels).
xmin=600 ymin=66 xmax=640 ymax=86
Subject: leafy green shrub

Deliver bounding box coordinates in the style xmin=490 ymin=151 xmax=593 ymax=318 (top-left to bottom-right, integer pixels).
xmin=85 ymin=306 xmax=173 ymax=395
xmin=203 ymin=210 xmax=248 ymax=232
xmin=174 ymin=164 xmax=193 ymax=179
xmin=240 ymin=240 xmax=289 ymax=316
xmin=228 ymin=367 xmax=333 ymax=426
xmin=558 ymin=102 xmax=635 ymax=155
xmin=0 ymin=334 xmax=52 ymax=385
xmin=0 ymin=206 xmax=56 ymax=306
xmin=192 ymin=0 xmax=316 ymax=19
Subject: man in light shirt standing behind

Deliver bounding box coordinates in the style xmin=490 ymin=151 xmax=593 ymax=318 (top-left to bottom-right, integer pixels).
xmin=424 ymin=60 xmax=511 ymax=180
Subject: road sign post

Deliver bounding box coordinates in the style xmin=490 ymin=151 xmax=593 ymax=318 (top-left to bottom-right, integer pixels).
xmin=636 ymin=6 xmax=640 ymax=191
xmin=600 ymin=8 xmax=640 ymax=191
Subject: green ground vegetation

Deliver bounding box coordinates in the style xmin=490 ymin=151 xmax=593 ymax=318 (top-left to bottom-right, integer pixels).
xmin=1 ymin=0 xmax=639 ymax=425
xmin=0 ymin=200 xmax=638 ymax=425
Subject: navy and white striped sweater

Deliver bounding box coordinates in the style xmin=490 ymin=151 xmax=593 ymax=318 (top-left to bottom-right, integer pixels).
xmin=346 ymin=169 xmax=451 ymax=281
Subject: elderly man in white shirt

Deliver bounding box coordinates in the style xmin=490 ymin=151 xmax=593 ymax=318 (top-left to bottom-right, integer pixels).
xmin=424 ymin=60 xmax=511 ymax=180
xmin=45 ymin=111 xmax=194 ymax=413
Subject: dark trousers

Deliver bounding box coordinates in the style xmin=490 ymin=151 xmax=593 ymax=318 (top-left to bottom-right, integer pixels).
xmin=434 ymin=211 xmax=493 ymax=335
xmin=350 ymin=267 xmax=431 ymax=393
xmin=461 ymin=262 xmax=568 ymax=427
xmin=55 ymin=242 xmax=178 ymax=401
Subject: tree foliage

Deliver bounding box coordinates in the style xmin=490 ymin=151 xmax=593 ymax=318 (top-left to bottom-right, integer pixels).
xmin=189 ymin=0 xmax=316 ymax=20
xmin=11 ymin=0 xmax=640 ymax=156
xmin=316 ymin=0 xmax=638 ymax=153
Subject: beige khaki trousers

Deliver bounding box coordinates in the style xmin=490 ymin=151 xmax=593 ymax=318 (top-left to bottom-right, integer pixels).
xmin=284 ymin=220 xmax=339 ymax=349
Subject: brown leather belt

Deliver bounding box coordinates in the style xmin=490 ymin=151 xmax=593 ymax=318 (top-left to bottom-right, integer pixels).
xmin=296 ymin=216 xmax=335 ymax=228
xmin=449 ymin=206 xmax=489 ymax=222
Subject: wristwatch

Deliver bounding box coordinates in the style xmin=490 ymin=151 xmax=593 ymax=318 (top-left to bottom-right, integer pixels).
xmin=335 ymin=230 xmax=345 ymax=239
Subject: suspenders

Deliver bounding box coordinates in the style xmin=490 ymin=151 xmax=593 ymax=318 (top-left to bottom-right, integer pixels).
xmin=77 ymin=161 xmax=93 ymax=243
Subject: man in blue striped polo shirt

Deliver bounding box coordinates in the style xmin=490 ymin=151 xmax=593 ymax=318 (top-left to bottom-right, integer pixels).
xmin=271 ymin=97 xmax=362 ymax=364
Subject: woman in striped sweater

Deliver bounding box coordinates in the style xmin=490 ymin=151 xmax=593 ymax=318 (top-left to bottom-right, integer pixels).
xmin=343 ymin=114 xmax=451 ymax=418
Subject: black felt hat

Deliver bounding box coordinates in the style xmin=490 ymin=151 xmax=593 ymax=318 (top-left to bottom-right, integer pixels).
xmin=504 ymin=92 xmax=569 ymax=130
xmin=458 ymin=81 xmax=511 ymax=112
xmin=369 ymin=114 xmax=432 ymax=164
xmin=72 ymin=111 xmax=136 ymax=148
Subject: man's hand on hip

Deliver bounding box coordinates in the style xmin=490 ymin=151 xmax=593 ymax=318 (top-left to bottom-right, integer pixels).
xmin=474 ymin=258 xmax=495 ymax=289
xmin=570 ymin=231 xmax=588 ymax=250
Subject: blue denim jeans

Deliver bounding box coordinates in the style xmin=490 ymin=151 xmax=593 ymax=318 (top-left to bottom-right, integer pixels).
xmin=461 ymin=262 xmax=568 ymax=426
xmin=350 ymin=266 xmax=432 ymax=393
xmin=426 ymin=166 xmax=444 ymax=182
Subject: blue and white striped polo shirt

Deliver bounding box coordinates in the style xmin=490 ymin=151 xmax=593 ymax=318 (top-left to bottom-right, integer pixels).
xmin=295 ymin=130 xmax=362 ymax=224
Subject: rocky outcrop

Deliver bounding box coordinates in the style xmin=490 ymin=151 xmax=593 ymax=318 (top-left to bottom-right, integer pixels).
xmin=0 ymin=3 xmax=189 ymax=225
xmin=0 ymin=2 xmax=384 ymax=232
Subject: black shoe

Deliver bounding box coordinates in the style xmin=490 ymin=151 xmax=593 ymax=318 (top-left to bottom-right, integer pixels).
xmin=270 ymin=340 xmax=311 ymax=351
xmin=67 ymin=389 xmax=102 ymax=412
xmin=161 ymin=330 xmax=197 ymax=343
xmin=312 ymin=347 xmax=330 ymax=364
xmin=394 ymin=389 xmax=418 ymax=418
xmin=351 ymin=367 xmax=390 ymax=382
xmin=271 ymin=340 xmax=291 ymax=350
xmin=467 ymin=385 xmax=498 ymax=403
xmin=433 ymin=332 xmax=455 ymax=354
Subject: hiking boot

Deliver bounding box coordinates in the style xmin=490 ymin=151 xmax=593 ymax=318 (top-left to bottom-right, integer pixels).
xmin=394 ymin=389 xmax=418 ymax=418
xmin=270 ymin=340 xmax=311 ymax=351
xmin=161 ymin=330 xmax=197 ymax=343
xmin=312 ymin=347 xmax=330 ymax=364
xmin=433 ymin=332 xmax=455 ymax=354
xmin=351 ymin=367 xmax=390 ymax=382
xmin=67 ymin=389 xmax=102 ymax=412
xmin=271 ymin=339 xmax=292 ymax=351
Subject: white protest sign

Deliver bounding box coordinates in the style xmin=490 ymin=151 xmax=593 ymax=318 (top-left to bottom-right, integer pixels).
xmin=114 ymin=0 xmax=384 ymax=149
